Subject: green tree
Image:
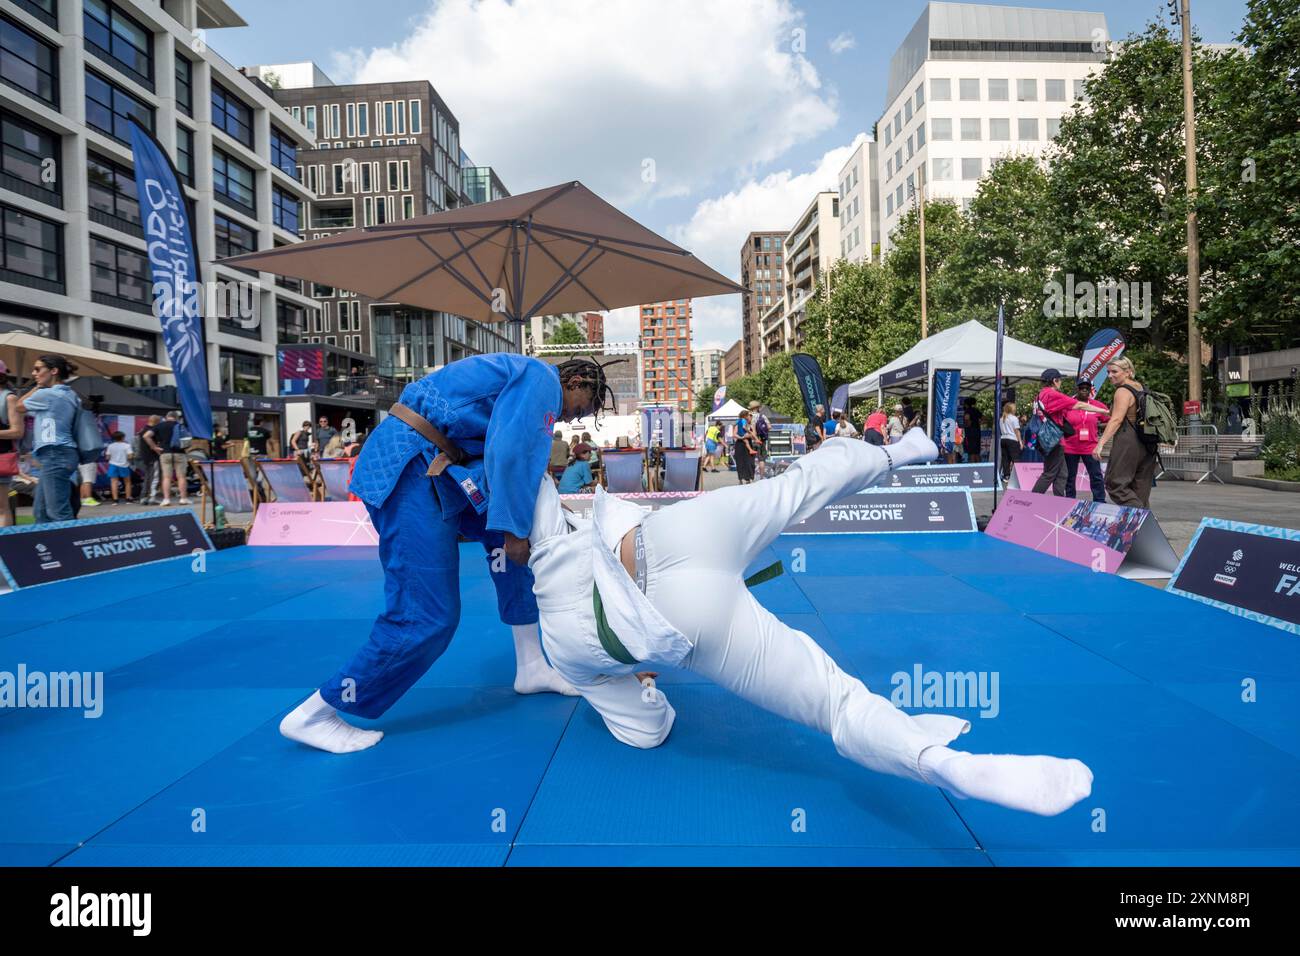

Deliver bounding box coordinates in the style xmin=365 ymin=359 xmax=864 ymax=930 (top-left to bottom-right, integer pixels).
xmin=884 ymin=199 xmax=969 ymax=336
xmin=1198 ymin=0 xmax=1300 ymax=348
xmin=547 ymin=319 xmax=585 ymax=345
xmin=802 ymin=258 xmax=917 ymax=393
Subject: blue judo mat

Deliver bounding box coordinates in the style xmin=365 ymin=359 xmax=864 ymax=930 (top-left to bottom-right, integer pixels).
xmin=2 ymin=531 xmax=1298 ymax=867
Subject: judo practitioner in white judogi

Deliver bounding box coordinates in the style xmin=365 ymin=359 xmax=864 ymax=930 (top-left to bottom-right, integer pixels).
xmin=527 ymin=429 xmax=1094 ymax=816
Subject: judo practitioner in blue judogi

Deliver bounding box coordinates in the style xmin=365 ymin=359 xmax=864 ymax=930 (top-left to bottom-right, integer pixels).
xmin=280 ymin=352 xmax=613 ymax=753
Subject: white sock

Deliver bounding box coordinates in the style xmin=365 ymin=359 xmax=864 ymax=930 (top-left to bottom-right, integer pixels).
xmin=889 ymin=428 xmax=940 ymax=468
xmin=279 ymin=690 xmax=384 ymax=754
xmin=919 ymin=746 xmax=1093 ymax=816
xmin=512 ymin=623 xmax=578 ymax=696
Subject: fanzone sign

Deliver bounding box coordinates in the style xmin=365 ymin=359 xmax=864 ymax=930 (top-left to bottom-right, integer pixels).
xmin=867 ymin=463 xmax=997 ymax=491
xmin=0 ymin=511 xmax=212 ymax=591
xmin=785 ymin=488 xmax=977 ymax=535
xmin=1167 ymin=518 xmax=1300 ymax=635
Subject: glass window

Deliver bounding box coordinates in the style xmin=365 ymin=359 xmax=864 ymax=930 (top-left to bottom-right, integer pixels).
xmin=0 ymin=202 xmax=61 ymax=284
xmin=932 ymin=157 xmax=953 ymax=181
xmin=989 ymin=117 xmax=1011 ymax=141
xmin=884 ymin=124 xmax=892 ymax=147
xmin=174 ymin=53 xmax=192 ymax=116
xmin=93 ymin=320 xmax=155 ymax=361
xmin=1 ymin=17 xmax=58 ymax=106
xmin=931 ymin=118 xmax=952 ymax=141
xmin=893 ymin=113 xmax=902 ymax=135
xmin=90 ymin=235 xmax=148 ymax=304
xmin=272 ymin=186 xmax=299 ymax=232
xmin=83 ymin=0 xmax=152 ymax=86
xmin=174 ymin=125 xmax=193 ymax=184
xmin=214 ymin=211 xmax=256 ymax=258
xmin=906 ymin=135 xmax=914 ymax=159
xmin=959 ymin=78 xmax=980 ymax=101
xmin=219 ymin=348 xmax=263 ymax=395
xmin=1017 ymin=78 xmax=1038 ymax=101
xmin=961 ymin=158 xmax=982 ymax=181
xmin=1045 ymin=78 xmax=1066 ymax=102
xmin=213 ymin=149 xmax=255 ymax=212
xmin=85 ymin=69 xmax=152 ymax=142
xmin=1 ymin=109 xmax=59 ymax=201
xmin=277 ymin=302 xmax=307 ymax=344
xmin=915 ymin=84 xmax=925 ymax=108
xmin=87 ymin=151 xmax=139 ymax=224
xmin=886 ymin=157 xmax=892 ymax=179
xmin=904 ymin=99 xmax=913 ymax=122
xmin=959 ymin=117 xmax=980 ymax=141
xmin=409 ymin=99 xmax=421 ymax=133
xmin=895 ymin=184 xmax=904 ymax=208
xmin=356 ymin=102 xmax=368 ymax=136
xmin=1046 ymin=117 xmax=1062 ymax=139
xmin=916 ymin=124 xmax=926 ymax=147
xmin=1073 ymin=79 xmax=1086 ymax=100
xmin=211 ymin=83 xmax=253 ymax=147
xmin=988 ymin=78 xmax=1009 ymax=101
xmin=931 ymin=77 xmax=951 ymax=101
xmin=1018 ymin=117 xmax=1040 ymax=141
xmin=271 ymin=127 xmax=297 ymax=178
xmin=304 ymin=105 xmax=316 ymax=136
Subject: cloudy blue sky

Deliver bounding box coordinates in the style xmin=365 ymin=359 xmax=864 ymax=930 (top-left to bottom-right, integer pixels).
xmin=209 ymin=0 xmax=1250 ymax=349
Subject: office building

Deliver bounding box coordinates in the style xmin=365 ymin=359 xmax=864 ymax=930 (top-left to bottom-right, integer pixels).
xmin=0 ymin=0 xmax=319 ymax=444
xmin=837 ymin=137 xmax=880 ymax=263
xmin=764 ymin=191 xmax=840 ymax=357
xmin=691 ymin=346 xmax=723 ymax=396
xmin=639 ymin=299 xmax=692 ymax=406
xmin=722 ymin=339 xmax=743 ymax=385
xmin=877 ymin=2 xmax=1108 ymax=253
xmin=739 ymin=230 xmax=783 ymax=375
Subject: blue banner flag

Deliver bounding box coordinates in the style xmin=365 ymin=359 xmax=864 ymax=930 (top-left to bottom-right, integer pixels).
xmin=932 ymin=369 xmax=961 ymax=454
xmin=711 ymin=384 xmax=727 ymax=412
xmin=830 ymin=383 xmax=850 ymax=414
xmin=129 ymin=120 xmax=212 ymax=439
xmin=1078 ymin=327 xmax=1126 ymax=391
xmin=790 ymin=353 xmax=829 ymax=423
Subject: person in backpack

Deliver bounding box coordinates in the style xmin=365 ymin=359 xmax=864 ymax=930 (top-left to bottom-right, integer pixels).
xmin=148 ymin=411 xmax=191 ymax=507
xmin=1031 ymin=369 xmax=1104 ymax=497
xmin=0 ymin=359 xmax=25 ymax=527
xmin=1094 ymin=356 xmax=1158 ymax=508
xmin=750 ymin=401 xmax=771 ymax=478
xmin=14 ymin=354 xmax=81 ymax=524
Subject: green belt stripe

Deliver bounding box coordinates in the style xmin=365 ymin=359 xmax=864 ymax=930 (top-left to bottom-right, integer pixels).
xmin=592 ymin=560 xmax=784 ymax=667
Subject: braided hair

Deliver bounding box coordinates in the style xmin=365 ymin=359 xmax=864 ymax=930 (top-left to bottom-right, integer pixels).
xmin=555 ymin=355 xmax=621 ymax=424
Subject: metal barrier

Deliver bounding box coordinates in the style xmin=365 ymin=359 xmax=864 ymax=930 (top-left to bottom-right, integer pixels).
xmin=1156 ymin=423 xmax=1224 ymax=484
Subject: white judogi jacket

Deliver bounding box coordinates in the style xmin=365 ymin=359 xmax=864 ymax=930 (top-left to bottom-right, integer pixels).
xmin=528 ymin=479 xmax=692 ymax=681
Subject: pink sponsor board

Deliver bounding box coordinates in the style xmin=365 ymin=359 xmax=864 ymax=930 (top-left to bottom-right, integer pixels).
xmin=985 ymin=490 xmax=1177 ymax=579
xmin=247 ymin=501 xmax=378 ymax=546
xmin=1009 ymin=462 xmax=1104 ymax=495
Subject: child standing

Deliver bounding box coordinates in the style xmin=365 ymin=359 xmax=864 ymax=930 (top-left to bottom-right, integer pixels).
xmin=106 ymin=431 xmax=134 ymax=503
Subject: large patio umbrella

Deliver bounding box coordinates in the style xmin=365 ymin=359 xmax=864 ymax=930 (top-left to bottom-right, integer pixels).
xmin=218 ymin=181 xmax=745 ymax=322
xmin=0 ymin=331 xmax=172 ymax=379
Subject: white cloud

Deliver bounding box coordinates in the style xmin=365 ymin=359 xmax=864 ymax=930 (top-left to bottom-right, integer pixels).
xmin=333 ymin=0 xmax=838 ymax=207
xmin=829 ymin=32 xmax=856 ymax=55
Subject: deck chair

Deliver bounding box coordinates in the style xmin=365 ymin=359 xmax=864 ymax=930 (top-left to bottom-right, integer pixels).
xmin=660 ymin=448 xmax=703 ymax=492
xmin=601 ymin=448 xmax=646 ymax=493
xmin=194 ymin=459 xmax=260 ymax=529
xmin=316 ymin=458 xmax=353 ymax=502
xmin=255 ymin=458 xmax=316 ymax=503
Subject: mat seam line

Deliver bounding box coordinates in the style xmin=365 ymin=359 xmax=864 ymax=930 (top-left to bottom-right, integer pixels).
xmin=504 ymin=699 xmax=579 ymax=867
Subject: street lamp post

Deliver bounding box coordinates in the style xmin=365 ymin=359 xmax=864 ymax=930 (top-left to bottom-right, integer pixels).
xmin=1176 ymin=0 xmax=1203 ymax=404
xmin=911 ymin=172 xmax=929 ymax=339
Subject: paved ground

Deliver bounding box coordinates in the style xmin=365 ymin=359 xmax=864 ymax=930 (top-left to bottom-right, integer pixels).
xmin=12 ymin=466 xmax=1300 ymax=559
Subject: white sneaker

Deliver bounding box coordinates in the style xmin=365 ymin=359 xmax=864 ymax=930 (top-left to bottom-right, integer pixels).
xmin=178 ymin=497 xmax=192 ymax=505
xmin=159 ymin=499 xmax=172 ymax=506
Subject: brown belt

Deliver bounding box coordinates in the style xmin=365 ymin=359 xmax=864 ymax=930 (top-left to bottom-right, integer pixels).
xmin=389 ymin=402 xmax=465 ymax=477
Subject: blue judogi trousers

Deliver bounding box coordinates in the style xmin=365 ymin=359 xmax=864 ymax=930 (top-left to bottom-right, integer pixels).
xmin=320 ymin=457 xmax=538 ymax=718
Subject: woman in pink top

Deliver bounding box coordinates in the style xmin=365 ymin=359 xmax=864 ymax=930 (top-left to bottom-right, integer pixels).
xmin=1061 ymin=380 xmax=1110 ymax=503
xmin=1032 ymin=369 xmax=1106 ymax=496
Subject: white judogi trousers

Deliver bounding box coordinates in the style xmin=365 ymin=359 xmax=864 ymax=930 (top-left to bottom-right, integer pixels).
xmin=533 ymin=437 xmax=970 ymax=784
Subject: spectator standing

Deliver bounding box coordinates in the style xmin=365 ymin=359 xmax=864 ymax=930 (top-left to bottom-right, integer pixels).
xmin=0 ymin=360 xmax=24 ymax=526
xmin=888 ymin=404 xmax=906 ymax=443
xmin=137 ymin=414 xmax=162 ymax=502
xmin=14 ymin=354 xmax=81 ymax=524
xmin=703 ymin=420 xmax=722 ymax=472
xmin=290 ymin=421 xmax=313 ymax=459
xmin=1031 ymin=369 xmax=1099 ymax=496
xmin=105 ymin=430 xmax=133 ymax=504
xmin=1062 ymin=380 xmax=1109 ymax=503
xmin=998 ymin=401 xmax=1022 ymax=482
xmin=962 ymin=397 xmax=983 ymax=463
xmin=900 ymin=398 xmax=919 ymax=431
xmin=150 ymin=411 xmax=191 ymax=506
xmin=210 ymin=428 xmax=228 ymax=460
xmin=863 ymin=410 xmax=888 ymax=446
xmin=749 ymin=401 xmax=770 ymax=478
xmin=833 ymin=410 xmax=860 ymax=439
xmin=246 ymin=419 xmax=271 ymax=457
xmin=734 ymin=409 xmax=758 ymax=483
xmin=806 ymin=403 xmax=827 ymax=452
xmin=1094 ymin=357 xmax=1158 ymax=508
xmin=558 ymin=443 xmax=596 ymax=493
xmin=549 ymin=429 xmax=570 ymax=480
xmin=314 ymin=416 xmax=338 ymax=455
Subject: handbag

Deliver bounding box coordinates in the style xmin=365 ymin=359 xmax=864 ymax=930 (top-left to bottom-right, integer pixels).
xmin=1032 ymin=402 xmax=1066 ymax=454
xmin=0 ymin=450 xmax=17 ymax=477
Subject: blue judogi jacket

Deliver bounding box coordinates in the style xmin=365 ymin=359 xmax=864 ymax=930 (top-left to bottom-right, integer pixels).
xmin=349 ymin=354 xmax=563 ymax=539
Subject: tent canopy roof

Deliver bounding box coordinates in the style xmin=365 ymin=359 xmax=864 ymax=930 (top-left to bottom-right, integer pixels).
xmin=707 ymin=398 xmax=746 ymax=419
xmin=848 ymin=320 xmax=1078 ymax=398
xmin=69 ymin=377 xmax=174 ymax=415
